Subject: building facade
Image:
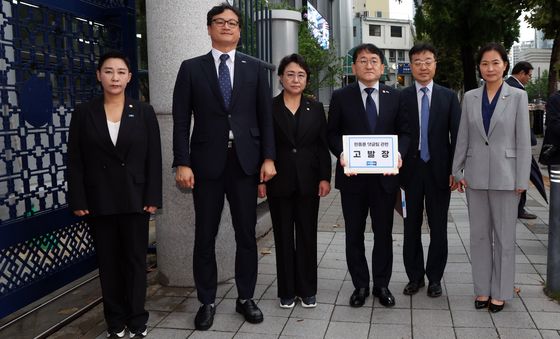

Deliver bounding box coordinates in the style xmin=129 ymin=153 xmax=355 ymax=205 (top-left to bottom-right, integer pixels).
xmin=352 ymin=14 xmax=414 ymax=87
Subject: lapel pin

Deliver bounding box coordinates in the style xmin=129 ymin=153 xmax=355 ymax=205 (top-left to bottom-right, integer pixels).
xmin=128 ymin=114 xmax=134 ymax=117
xmin=241 ymin=60 xmax=247 ymax=63
xmin=306 ymin=107 xmax=310 ymax=111
xmin=382 ymin=89 xmax=389 ymax=94
xmin=129 ymin=104 xmax=133 ymax=108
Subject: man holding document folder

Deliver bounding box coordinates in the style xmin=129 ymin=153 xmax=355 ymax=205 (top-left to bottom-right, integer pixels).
xmin=399 ymin=43 xmax=460 ymax=298
xmin=327 ymin=43 xmax=411 ymax=308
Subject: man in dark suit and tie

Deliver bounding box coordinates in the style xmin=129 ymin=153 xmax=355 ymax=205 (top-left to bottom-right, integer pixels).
xmin=506 ymin=61 xmax=538 ymax=219
xmin=327 ymin=43 xmax=411 ymax=308
xmin=399 ymin=43 xmax=461 ymax=297
xmin=172 ymin=3 xmax=276 ymax=331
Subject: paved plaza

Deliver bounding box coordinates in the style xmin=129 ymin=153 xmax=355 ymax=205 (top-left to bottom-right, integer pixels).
xmin=47 ymin=174 xmax=560 ymax=339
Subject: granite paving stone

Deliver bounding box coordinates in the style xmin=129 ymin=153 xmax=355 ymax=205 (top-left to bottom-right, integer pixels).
xmin=450 ymin=310 xmax=494 ymax=328
xmin=491 ymin=311 xmax=536 ymax=328
xmin=325 ymin=321 xmax=370 ymax=339
xmin=412 ymin=309 xmax=453 ymax=327
xmin=237 ymin=315 xmax=288 ymax=335
xmin=368 ymin=324 xmax=411 ymax=339
xmin=281 ymin=318 xmax=329 ymax=338
xmin=331 ymin=305 xmax=372 ymax=323
xmin=530 ymin=312 xmax=560 ymax=330
xmin=412 ymin=325 xmax=456 ymax=339
xmin=454 ymin=327 xmax=499 ymax=339
xmin=370 ymin=307 xmax=411 ymax=325
xmin=144 ymin=328 xmax=192 ymax=339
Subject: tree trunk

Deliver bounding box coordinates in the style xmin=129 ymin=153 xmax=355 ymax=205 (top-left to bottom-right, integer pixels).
xmin=548 ymin=30 xmax=560 ymax=98
xmin=461 ymin=45 xmax=478 ymax=91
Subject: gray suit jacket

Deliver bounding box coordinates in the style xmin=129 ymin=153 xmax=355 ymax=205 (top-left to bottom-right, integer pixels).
xmin=452 ymin=82 xmax=531 ymax=190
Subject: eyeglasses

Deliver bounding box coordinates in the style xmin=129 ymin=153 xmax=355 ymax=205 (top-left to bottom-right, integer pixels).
xmin=212 ymin=18 xmax=239 ymax=28
xmin=357 ymin=58 xmax=380 ymax=67
xmin=412 ymin=59 xmax=436 ymax=67
xmin=284 ymin=72 xmax=307 ymax=81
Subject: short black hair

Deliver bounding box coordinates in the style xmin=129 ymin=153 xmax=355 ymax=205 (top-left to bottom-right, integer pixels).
xmin=97 ymin=51 xmax=131 ymax=72
xmin=207 ymin=2 xmax=242 ymax=26
xmin=409 ymin=42 xmax=437 ymax=60
xmin=277 ymin=53 xmax=311 ymax=78
xmin=476 ymin=42 xmax=510 ymax=78
xmin=511 ymin=61 xmax=533 ymax=75
xmin=352 ymin=43 xmax=385 ymax=64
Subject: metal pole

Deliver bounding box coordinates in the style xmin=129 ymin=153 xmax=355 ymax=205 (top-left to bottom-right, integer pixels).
xmin=546 ymin=165 xmax=560 ymax=296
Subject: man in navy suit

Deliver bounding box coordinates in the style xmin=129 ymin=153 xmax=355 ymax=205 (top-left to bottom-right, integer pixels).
xmin=172 ymin=3 xmax=276 ymax=331
xmin=327 ymin=43 xmax=411 ymax=308
xmin=399 ymin=43 xmax=461 ymax=297
xmin=506 ymin=61 xmax=538 ymax=219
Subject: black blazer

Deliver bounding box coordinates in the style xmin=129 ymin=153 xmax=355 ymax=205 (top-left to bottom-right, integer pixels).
xmin=506 ymin=76 xmax=537 ymax=146
xmin=327 ymin=82 xmax=411 ymax=193
xmin=266 ymin=94 xmax=331 ymax=197
xmin=67 ymin=96 xmax=162 ymax=216
xmin=172 ymin=51 xmax=275 ymax=178
xmin=399 ymin=83 xmax=461 ymax=189
xmin=542 ymin=91 xmax=560 ymax=165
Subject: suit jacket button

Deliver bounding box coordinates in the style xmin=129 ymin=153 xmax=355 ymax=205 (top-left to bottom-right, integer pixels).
xmin=485 ymin=142 xmax=489 ymax=145
xmin=121 ymin=163 xmax=125 ymax=166
xmin=228 ymin=114 xmax=232 ymax=118
xmin=292 ymin=148 xmax=297 ymax=153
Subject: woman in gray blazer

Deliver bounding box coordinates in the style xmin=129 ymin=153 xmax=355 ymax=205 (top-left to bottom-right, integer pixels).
xmin=452 ymin=43 xmax=531 ymax=313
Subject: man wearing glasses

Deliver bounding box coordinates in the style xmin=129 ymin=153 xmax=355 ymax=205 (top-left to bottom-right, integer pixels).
xmin=399 ymin=43 xmax=461 ymax=298
xmin=172 ymin=3 xmax=276 ymax=331
xmin=327 ymin=43 xmax=411 ymax=308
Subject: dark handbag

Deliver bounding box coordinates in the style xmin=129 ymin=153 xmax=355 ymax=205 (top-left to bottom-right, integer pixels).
xmin=539 ymin=144 xmax=559 ymax=165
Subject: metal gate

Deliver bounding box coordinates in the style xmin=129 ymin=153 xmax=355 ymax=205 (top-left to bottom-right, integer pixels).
xmin=0 ymin=0 xmax=137 ymax=319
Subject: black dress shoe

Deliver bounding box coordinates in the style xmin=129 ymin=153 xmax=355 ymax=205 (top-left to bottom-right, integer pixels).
xmin=372 ymin=287 xmax=395 ymax=307
xmin=518 ymin=211 xmax=537 ymax=219
xmin=403 ymin=279 xmax=425 ymax=295
xmin=427 ymin=282 xmax=442 ymax=297
xmin=474 ymin=298 xmax=490 ymax=309
xmin=349 ymin=287 xmax=370 ymax=307
xmin=195 ymin=304 xmax=215 ymax=331
xmin=236 ymin=299 xmax=263 ymax=323
xmin=489 ymin=300 xmax=505 ymax=313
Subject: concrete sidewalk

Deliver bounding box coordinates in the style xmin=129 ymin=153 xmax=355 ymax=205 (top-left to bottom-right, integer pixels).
xmin=48 ymin=177 xmax=560 ymax=339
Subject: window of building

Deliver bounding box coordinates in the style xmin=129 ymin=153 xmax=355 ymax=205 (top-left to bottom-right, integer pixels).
xmin=353 ymin=26 xmax=356 ymax=37
xmin=398 ymin=50 xmax=405 ymax=61
xmin=390 ymin=26 xmax=402 ymax=37
xmin=389 ymin=50 xmax=396 ymax=62
xmin=376 ymin=11 xmax=382 ymax=17
xmin=369 ymin=24 xmax=381 ymax=37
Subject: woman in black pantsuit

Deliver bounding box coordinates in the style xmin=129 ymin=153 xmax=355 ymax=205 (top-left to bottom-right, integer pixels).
xmin=67 ymin=51 xmax=162 ymax=338
xmin=258 ymin=54 xmax=331 ymax=309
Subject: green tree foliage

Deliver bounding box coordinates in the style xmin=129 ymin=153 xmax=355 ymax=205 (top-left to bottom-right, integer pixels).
xmin=414 ymin=0 xmax=521 ymax=91
xmin=526 ymin=69 xmax=549 ymax=101
xmin=298 ymin=22 xmax=343 ymax=96
xmin=519 ymin=0 xmax=560 ymax=96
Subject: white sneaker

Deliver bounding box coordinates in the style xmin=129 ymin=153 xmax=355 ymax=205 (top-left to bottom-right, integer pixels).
xmin=279 ymin=297 xmax=295 ymax=309
xmin=301 ymin=296 xmax=317 ymax=308
xmin=106 ymin=329 xmax=125 ymax=338
xmin=129 ymin=328 xmax=147 ymax=338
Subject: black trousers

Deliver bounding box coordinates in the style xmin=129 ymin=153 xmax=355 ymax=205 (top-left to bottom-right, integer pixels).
xmin=88 ymin=213 xmax=149 ymax=333
xmin=192 ymin=147 xmax=258 ymax=304
xmin=341 ymin=176 xmax=396 ymax=288
xmin=402 ymin=159 xmax=450 ymax=284
xmin=518 ymin=191 xmax=527 ymax=215
xmin=268 ymin=194 xmax=319 ymax=299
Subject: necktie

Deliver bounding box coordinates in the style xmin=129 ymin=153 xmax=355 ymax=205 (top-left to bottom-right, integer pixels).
xmin=219 ymin=54 xmax=232 ymax=108
xmin=420 ymin=87 xmax=430 ymax=162
xmin=364 ymin=88 xmax=377 ymax=133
